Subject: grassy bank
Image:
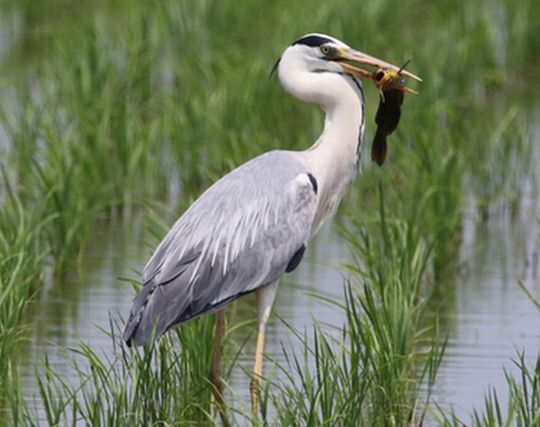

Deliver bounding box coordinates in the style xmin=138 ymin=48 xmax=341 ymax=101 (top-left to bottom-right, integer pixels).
xmin=0 ymin=0 xmax=539 ymax=424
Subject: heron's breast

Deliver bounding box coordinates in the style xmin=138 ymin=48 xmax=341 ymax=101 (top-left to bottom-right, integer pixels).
xmin=311 ymin=174 xmax=354 ymax=236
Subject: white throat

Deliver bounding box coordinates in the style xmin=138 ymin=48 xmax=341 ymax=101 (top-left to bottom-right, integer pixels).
xmin=306 ymin=73 xmax=365 ymax=179
xmin=278 ymin=49 xmax=366 ymax=232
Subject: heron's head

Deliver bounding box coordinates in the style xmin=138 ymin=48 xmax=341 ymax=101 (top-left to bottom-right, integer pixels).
xmin=276 ymin=33 xmax=420 ymax=107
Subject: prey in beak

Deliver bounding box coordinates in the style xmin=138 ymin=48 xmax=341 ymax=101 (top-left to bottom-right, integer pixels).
xmin=335 ymin=48 xmax=422 ymax=89
xmin=372 ymin=60 xmax=418 ymax=99
xmin=332 ymin=49 xmax=422 ymax=166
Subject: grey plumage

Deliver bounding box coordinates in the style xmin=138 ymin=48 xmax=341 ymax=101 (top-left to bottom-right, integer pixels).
xmin=124 ymin=150 xmax=318 ymax=346
xmin=120 ymin=33 xmax=422 ymax=418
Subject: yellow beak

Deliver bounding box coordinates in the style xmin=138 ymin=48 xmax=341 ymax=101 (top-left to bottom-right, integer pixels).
xmin=335 ymin=48 xmax=422 ymax=93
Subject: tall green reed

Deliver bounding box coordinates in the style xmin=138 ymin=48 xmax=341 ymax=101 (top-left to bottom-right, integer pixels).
xmin=15 ymin=317 xmax=220 ymax=426
xmin=0 ymin=0 xmax=539 ymax=424
xmin=3 ymin=0 xmax=538 ymax=271
xmin=0 ymin=187 xmax=47 ymax=414
xmin=266 ymin=187 xmax=445 ymax=426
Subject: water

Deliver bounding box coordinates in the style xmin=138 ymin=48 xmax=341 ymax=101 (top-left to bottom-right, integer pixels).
xmin=19 ymin=218 xmax=351 ymax=419
xmin=6 ymin=3 xmax=540 ymax=421
xmin=432 ymin=197 xmax=540 ymax=421
xmin=20 ymin=159 xmax=540 ymax=425
xmin=16 ymin=103 xmax=540 ymax=424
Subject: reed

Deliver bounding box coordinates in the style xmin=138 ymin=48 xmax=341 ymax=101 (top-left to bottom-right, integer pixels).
xmin=14 ymin=316 xmax=220 ymax=426
xmin=267 ymin=187 xmax=445 ymax=426
xmin=0 ymin=188 xmax=45 ymax=413
xmin=0 ymin=0 xmax=539 ymax=424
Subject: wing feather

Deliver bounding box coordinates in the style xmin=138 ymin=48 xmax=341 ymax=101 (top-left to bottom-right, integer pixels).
xmin=124 ymin=151 xmax=318 ymax=346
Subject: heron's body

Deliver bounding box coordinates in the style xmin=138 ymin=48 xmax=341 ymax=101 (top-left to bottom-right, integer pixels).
xmin=124 ymin=38 xmax=366 ymax=346
xmin=123 ymin=33 xmax=420 ymax=421
xmin=125 ymin=150 xmax=319 ymax=346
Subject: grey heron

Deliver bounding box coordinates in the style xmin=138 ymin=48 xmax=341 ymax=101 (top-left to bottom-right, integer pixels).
xmin=123 ymin=33 xmax=420 ymax=420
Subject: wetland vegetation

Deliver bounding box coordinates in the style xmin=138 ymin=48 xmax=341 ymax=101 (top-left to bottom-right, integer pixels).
xmin=0 ymin=0 xmax=539 ymax=425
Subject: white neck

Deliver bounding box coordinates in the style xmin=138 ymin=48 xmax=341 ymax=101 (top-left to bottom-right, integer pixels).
xmin=278 ymin=57 xmax=365 ymax=231
xmin=304 ymin=73 xmax=364 ymax=185
xmin=279 ymin=69 xmax=364 ymax=177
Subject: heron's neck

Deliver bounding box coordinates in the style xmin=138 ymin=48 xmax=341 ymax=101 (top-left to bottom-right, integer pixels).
xmin=304 ymin=75 xmax=365 ymax=192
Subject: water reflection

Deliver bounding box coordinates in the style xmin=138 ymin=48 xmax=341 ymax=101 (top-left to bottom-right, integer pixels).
xmin=430 ymin=102 xmax=540 ymax=420
xmin=432 ymin=200 xmax=539 ymax=420
xmin=20 ymin=213 xmax=148 ymax=395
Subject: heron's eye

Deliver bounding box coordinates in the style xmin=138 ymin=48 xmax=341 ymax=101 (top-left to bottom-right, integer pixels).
xmin=320 ymin=45 xmax=335 ymax=57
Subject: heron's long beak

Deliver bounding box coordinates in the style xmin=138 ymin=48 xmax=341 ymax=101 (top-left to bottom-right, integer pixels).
xmin=336 ymin=48 xmax=422 ymax=89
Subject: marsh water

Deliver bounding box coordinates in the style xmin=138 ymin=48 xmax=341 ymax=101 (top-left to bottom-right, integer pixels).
xmin=2 ymin=2 xmax=539 ymax=422
xmin=18 ymin=104 xmax=540 ymax=423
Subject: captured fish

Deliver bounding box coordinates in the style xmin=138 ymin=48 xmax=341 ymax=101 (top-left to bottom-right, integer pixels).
xmin=371 ymin=62 xmax=418 ymax=166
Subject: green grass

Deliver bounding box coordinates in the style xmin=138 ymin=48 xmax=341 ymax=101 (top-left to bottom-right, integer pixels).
xmin=268 ymin=188 xmax=445 ymax=426
xmin=0 ymin=188 xmax=46 ymax=413
xmin=12 ymin=317 xmax=219 ymax=426
xmin=0 ymin=0 xmax=539 ymax=424
xmin=10 ymin=191 xmax=447 ymax=426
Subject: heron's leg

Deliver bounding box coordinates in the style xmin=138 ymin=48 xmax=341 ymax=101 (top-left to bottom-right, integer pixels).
xmin=250 ymin=280 xmax=279 ymax=418
xmin=209 ymin=310 xmax=230 ymax=427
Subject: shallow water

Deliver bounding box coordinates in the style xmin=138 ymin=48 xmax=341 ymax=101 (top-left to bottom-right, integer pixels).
xmin=19 ymin=133 xmax=540 ymax=425
xmin=19 ymin=217 xmax=350 ymax=407
xmin=431 ymin=196 xmax=540 ymax=421
xmin=429 ymin=101 xmax=540 ymax=421
xmin=5 ymin=3 xmax=540 ymax=421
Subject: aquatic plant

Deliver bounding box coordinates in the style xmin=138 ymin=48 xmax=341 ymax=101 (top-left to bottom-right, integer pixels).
xmin=0 ymin=189 xmax=46 ymax=412
xmin=0 ymin=0 xmax=539 ymax=424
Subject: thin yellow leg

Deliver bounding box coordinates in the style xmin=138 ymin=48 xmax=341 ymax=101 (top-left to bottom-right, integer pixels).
xmin=250 ymin=325 xmax=266 ymax=417
xmin=250 ymin=281 xmax=278 ymax=420
xmin=209 ymin=310 xmax=230 ymax=427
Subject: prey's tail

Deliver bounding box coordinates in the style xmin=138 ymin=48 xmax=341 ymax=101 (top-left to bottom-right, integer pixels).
xmin=371 ymin=128 xmax=387 ymax=166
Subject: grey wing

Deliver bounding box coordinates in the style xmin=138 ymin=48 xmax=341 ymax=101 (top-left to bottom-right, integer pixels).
xmin=124 ymin=151 xmax=318 ymax=346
